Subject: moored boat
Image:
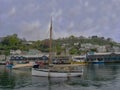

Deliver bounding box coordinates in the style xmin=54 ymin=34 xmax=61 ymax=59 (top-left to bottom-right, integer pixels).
xmin=71 ymin=55 xmax=88 ymax=65
xmin=6 ymin=60 xmax=33 ymax=69
xmin=32 ymin=65 xmax=83 ymax=77
xmin=32 ymin=17 xmax=83 ymax=77
xmin=92 ymin=59 xmax=104 ymax=64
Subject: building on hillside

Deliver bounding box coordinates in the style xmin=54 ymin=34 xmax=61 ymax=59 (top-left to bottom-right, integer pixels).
xmin=22 ymin=41 xmax=33 ymax=45
xmin=28 ymin=49 xmax=41 ymax=55
xmin=97 ymin=46 xmax=107 ymax=52
xmin=0 ymin=55 xmax=5 ymax=60
xmin=112 ymin=46 xmax=120 ymax=52
xmin=10 ymin=50 xmax=22 ymax=55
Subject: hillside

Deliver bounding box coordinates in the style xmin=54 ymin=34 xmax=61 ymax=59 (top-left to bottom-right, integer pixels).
xmin=0 ymin=34 xmax=120 ymax=55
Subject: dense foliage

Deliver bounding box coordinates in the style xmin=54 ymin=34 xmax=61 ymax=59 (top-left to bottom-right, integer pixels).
xmin=0 ymin=34 xmax=119 ymax=55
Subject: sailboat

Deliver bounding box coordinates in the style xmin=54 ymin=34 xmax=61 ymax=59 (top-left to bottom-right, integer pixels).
xmin=32 ymin=17 xmax=83 ymax=77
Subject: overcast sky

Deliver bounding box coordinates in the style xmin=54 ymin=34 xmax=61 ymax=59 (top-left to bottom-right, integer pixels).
xmin=0 ymin=0 xmax=120 ymax=42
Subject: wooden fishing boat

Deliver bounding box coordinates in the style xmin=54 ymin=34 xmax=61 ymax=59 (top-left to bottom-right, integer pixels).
xmin=32 ymin=17 xmax=83 ymax=77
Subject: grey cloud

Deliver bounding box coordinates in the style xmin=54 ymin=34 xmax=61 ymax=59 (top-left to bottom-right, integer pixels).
xmin=0 ymin=0 xmax=120 ymax=42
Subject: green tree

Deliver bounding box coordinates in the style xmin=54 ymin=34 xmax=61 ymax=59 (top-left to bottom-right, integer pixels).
xmin=69 ymin=48 xmax=78 ymax=55
xmin=1 ymin=34 xmax=23 ymax=52
xmin=1 ymin=34 xmax=21 ymax=49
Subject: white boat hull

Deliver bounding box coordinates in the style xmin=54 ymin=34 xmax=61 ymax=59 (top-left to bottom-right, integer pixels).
xmin=32 ymin=68 xmax=83 ymax=77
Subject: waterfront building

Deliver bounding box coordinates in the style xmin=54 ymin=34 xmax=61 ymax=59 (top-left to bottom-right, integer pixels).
xmin=86 ymin=52 xmax=120 ymax=63
xmin=9 ymin=54 xmax=49 ymax=65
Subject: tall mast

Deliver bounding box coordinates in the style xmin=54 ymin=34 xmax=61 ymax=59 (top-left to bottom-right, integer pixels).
xmin=49 ymin=17 xmax=52 ymax=65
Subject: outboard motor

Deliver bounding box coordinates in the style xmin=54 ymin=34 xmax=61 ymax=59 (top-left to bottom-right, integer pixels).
xmin=33 ymin=64 xmax=39 ymax=68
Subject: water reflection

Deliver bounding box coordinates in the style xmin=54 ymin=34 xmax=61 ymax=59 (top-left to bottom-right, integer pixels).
xmin=0 ymin=64 xmax=120 ymax=90
xmin=0 ymin=66 xmax=32 ymax=89
xmin=85 ymin=64 xmax=118 ymax=81
xmin=80 ymin=64 xmax=120 ymax=89
xmin=0 ymin=67 xmax=15 ymax=89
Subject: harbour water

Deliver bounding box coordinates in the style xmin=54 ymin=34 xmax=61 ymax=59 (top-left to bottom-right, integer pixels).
xmin=0 ymin=64 xmax=120 ymax=90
